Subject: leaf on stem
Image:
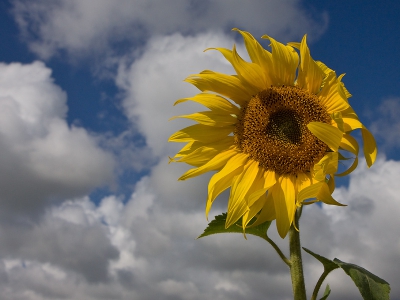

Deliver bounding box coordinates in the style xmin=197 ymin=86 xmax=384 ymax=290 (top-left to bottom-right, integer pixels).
xmin=333 ymin=258 xmax=390 ymax=300
xmin=303 ymin=247 xmax=339 ymax=273
xmin=197 ymin=213 xmax=271 ymax=239
xmin=304 ymin=247 xmax=390 ymax=300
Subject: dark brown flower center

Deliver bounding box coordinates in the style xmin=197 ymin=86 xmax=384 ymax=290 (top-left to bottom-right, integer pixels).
xmin=234 ymin=86 xmax=331 ymax=175
xmin=266 ymin=109 xmax=302 ymax=145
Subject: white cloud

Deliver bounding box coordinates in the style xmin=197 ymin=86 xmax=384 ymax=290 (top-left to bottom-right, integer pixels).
xmin=0 ymin=61 xmax=115 ymax=217
xmin=12 ymin=0 xmax=328 ymax=59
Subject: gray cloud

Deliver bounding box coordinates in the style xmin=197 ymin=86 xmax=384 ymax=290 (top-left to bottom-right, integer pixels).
xmin=0 ymin=213 xmax=119 ymax=283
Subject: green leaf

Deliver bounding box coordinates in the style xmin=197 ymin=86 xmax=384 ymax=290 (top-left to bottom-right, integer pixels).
xmin=304 ymin=248 xmax=390 ymax=300
xmin=333 ymin=258 xmax=390 ymax=300
xmin=303 ymin=247 xmax=339 ymax=273
xmin=197 ymin=213 xmax=271 ymax=239
xmin=320 ymin=284 xmax=331 ymax=300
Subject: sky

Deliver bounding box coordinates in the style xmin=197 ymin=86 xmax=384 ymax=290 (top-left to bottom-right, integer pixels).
xmin=0 ymin=0 xmax=399 ymax=299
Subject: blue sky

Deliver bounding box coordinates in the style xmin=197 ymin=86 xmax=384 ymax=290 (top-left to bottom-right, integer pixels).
xmin=0 ymin=1 xmax=399 ymax=299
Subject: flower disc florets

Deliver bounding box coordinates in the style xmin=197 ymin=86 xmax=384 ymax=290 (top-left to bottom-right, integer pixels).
xmin=235 ymin=86 xmax=331 ymax=175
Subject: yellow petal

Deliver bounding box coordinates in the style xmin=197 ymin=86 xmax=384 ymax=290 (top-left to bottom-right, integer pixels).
xmin=185 ymin=70 xmax=250 ymax=106
xmin=206 ymin=46 xmax=266 ymax=92
xmin=341 ymin=117 xmax=377 ymax=167
xmin=336 ymin=156 xmax=358 ymax=177
xmin=341 ymin=106 xmax=358 ymax=120
xmin=233 ymin=28 xmax=275 ymax=86
xmin=206 ymin=153 xmax=248 ymax=217
xmin=337 ymin=74 xmax=349 ymax=102
xmin=226 ymin=160 xmax=260 ymax=227
xmin=342 ymin=115 xmax=361 ymax=132
xmin=297 ymin=182 xmax=324 ymax=204
xmin=169 ymin=124 xmax=234 ymax=143
xmin=172 ymin=148 xmax=214 ymax=166
xmin=307 ymin=122 xmax=343 ymax=151
xmin=173 ymin=137 xmax=233 ymax=158
xmin=174 ymin=93 xmax=241 ymax=115
xmin=341 ymin=81 xmax=352 ymax=98
xmin=230 ymin=160 xmax=260 ymax=203
xmin=273 ymin=175 xmax=296 ymax=238
xmin=170 ymin=111 xmax=237 ymax=127
xmin=318 ymin=71 xmax=350 ymax=113
xmin=317 ymin=182 xmax=346 ymax=206
xmin=246 ymin=170 xmax=276 ymax=207
xmin=295 ymin=172 xmax=312 ymax=203
xmin=296 ymin=35 xmax=325 ymax=94
xmin=262 ymin=35 xmax=298 ymax=86
xmin=172 ymin=138 xmax=233 ymax=166
xmin=179 ymin=148 xmax=238 ymax=181
xmin=241 ymin=169 xmax=277 ymax=228
xmin=331 ymin=112 xmax=344 ymax=132
xmin=315 ymin=61 xmax=333 ymax=76
xmin=225 ymin=175 xmax=249 ymax=228
xmin=297 ymin=181 xmax=345 ymax=207
xmin=233 ymin=28 xmax=268 ymax=65
xmin=174 ymin=141 xmax=196 ymax=157
xmin=361 ymin=127 xmax=377 ymax=167
xmin=327 ymin=174 xmax=335 ymax=193
xmin=314 ymin=152 xmax=339 ymax=181
xmin=287 ymin=42 xmax=301 ymax=50
xmin=242 ymin=194 xmax=267 ymax=229
xmin=340 ymin=133 xmax=359 ymax=155
xmin=251 ymin=192 xmax=276 ymax=227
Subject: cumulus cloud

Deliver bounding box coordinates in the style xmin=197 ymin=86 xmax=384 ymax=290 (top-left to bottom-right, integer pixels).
xmin=0 ymin=61 xmax=115 ymax=218
xmin=0 ymin=202 xmax=119 ymax=283
xmin=11 ymin=0 xmax=328 ymax=59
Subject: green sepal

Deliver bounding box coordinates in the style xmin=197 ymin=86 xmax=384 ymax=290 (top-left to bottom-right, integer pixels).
xmin=197 ymin=213 xmax=271 ymax=239
xmin=333 ymin=258 xmax=390 ymax=300
xmin=320 ymin=284 xmax=331 ymax=300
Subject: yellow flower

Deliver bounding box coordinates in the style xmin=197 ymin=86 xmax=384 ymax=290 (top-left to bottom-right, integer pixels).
xmin=169 ymin=29 xmax=377 ymax=238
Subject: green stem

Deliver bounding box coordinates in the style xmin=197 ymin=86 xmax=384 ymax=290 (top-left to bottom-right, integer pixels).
xmin=261 ymin=235 xmax=291 ymax=267
xmin=311 ymin=269 xmax=330 ymax=300
xmin=289 ymin=208 xmax=307 ymax=300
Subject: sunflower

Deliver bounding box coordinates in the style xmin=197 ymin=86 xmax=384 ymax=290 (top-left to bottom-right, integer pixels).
xmin=169 ymin=29 xmax=377 ymax=238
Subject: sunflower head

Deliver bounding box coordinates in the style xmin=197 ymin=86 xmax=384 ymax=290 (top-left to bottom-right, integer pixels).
xmin=169 ymin=29 xmax=377 ymax=238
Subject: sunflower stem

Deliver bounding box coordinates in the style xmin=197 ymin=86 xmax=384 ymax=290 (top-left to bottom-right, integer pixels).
xmin=289 ymin=208 xmax=307 ymax=300
xmin=310 ymin=269 xmax=331 ymax=300
xmin=261 ymin=235 xmax=291 ymax=267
